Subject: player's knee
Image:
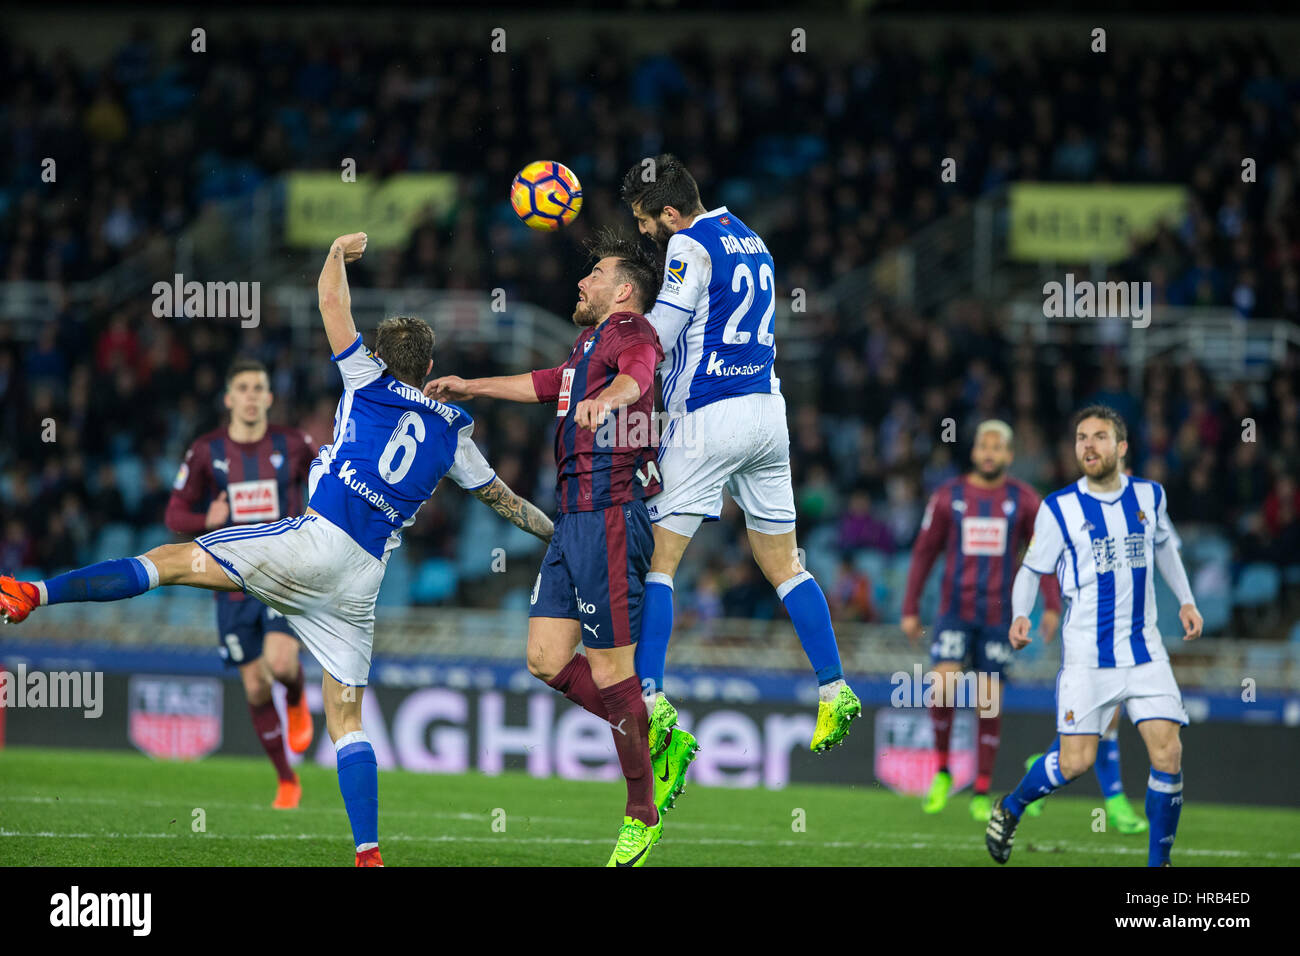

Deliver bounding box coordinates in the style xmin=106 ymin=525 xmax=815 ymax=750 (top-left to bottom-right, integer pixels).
xmin=1059 ymin=753 xmax=1095 ymax=780
xmin=241 ymin=666 xmax=272 ymax=705
xmin=142 ymin=544 xmax=189 ymax=585
xmin=526 ymin=645 xmax=558 ymax=683
xmin=1148 ymin=734 xmax=1182 ymax=774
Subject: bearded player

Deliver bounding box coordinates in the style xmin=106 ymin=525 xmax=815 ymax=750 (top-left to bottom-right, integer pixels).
xmin=986 ymin=406 xmax=1202 ymax=866
xmin=1 ymin=232 xmax=555 ymax=867
xmin=902 ymin=420 xmax=1061 ymax=822
xmin=622 ymin=154 xmax=861 ymax=789
xmin=427 ymin=229 xmax=667 ymax=866
xmin=166 ymin=358 xmax=315 ymax=809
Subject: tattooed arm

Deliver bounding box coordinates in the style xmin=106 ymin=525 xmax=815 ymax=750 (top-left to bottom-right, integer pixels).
xmin=469 ymin=476 xmax=553 ymax=543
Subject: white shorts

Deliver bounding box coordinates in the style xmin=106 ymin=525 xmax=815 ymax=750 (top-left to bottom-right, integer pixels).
xmin=647 ymin=392 xmax=796 ymax=536
xmin=196 ymin=514 xmax=387 ymax=686
xmin=1056 ymin=659 xmax=1188 ymax=735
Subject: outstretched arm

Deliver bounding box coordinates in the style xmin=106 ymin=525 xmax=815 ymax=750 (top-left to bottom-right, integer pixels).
xmin=470 ymin=476 xmax=553 ymax=543
xmin=318 ymin=233 xmax=368 ymax=356
xmin=425 ymin=372 xmax=541 ymax=404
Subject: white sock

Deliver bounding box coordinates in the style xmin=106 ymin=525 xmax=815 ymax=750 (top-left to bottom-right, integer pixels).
xmin=819 ymin=678 xmax=846 ymax=703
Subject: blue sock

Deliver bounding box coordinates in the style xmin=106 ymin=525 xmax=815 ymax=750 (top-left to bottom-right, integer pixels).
xmin=43 ymin=557 xmax=156 ymax=605
xmin=336 ymin=733 xmax=379 ymax=850
xmin=778 ymin=572 xmax=842 ymax=684
xmin=635 ymin=574 xmax=674 ymax=696
xmin=1095 ymin=732 xmax=1124 ymax=797
xmin=1145 ymin=769 xmax=1183 ymax=866
xmin=1005 ymin=747 xmax=1070 ymax=819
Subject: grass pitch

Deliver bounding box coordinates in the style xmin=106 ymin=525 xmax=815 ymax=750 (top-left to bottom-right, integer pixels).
xmin=1 ymin=747 xmax=1296 ymax=866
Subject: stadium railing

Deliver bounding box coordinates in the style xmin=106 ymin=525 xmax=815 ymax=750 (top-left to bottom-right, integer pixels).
xmin=12 ymin=603 xmax=1298 ymax=694
xmin=1007 ymin=301 xmax=1300 ymax=384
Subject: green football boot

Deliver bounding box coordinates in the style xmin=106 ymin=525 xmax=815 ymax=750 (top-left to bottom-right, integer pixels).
xmin=1022 ymin=752 xmax=1045 ymax=817
xmin=970 ymin=793 xmax=993 ymax=822
xmin=1105 ymin=793 xmax=1148 ymax=834
xmin=810 ymin=684 xmax=862 ymax=753
xmin=605 ymin=814 xmax=662 ymax=867
xmin=922 ymin=770 xmax=952 ymax=814
xmin=652 ymin=725 xmax=700 ymax=813
xmin=648 ymin=695 xmax=677 ymax=759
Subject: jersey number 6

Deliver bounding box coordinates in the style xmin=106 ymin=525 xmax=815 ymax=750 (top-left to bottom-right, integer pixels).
xmin=378 ymin=411 xmax=426 ymax=483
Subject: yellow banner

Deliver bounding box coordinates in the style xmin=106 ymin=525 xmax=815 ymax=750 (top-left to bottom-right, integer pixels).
xmin=285 ymin=173 xmax=457 ymax=248
xmin=1008 ymin=184 xmax=1188 ymax=262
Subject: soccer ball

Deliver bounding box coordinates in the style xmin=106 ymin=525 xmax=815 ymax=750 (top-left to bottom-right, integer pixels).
xmin=510 ymin=161 xmax=583 ymax=230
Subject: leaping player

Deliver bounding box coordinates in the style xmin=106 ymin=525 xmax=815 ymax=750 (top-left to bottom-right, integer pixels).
xmin=621 ymin=154 xmax=861 ymax=790
xmin=426 ymin=228 xmax=667 ymax=867
xmin=986 ymin=406 xmax=1202 ymax=866
xmin=165 ymin=358 xmax=316 ymax=809
xmin=1 ymin=232 xmax=555 ymax=867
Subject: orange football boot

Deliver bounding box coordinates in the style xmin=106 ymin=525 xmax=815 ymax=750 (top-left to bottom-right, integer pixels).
xmin=272 ymin=774 xmax=302 ymax=809
xmin=286 ymin=693 xmax=314 ymax=754
xmin=0 ymin=577 xmax=39 ymax=624
xmin=355 ymin=847 xmax=384 ymax=867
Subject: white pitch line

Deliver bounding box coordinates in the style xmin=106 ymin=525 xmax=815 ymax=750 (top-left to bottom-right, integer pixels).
xmin=1 ymin=828 xmax=1297 ymax=860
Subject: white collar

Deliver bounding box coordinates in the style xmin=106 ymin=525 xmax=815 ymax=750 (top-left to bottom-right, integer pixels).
xmin=693 ymin=206 xmax=729 ymax=223
xmin=1076 ymin=472 xmax=1129 ymax=503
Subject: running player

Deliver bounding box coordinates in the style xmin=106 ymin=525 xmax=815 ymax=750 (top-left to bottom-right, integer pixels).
xmin=166 ymin=358 xmax=315 ymax=809
xmin=1016 ymin=454 xmax=1150 ymax=834
xmin=0 ymin=232 xmax=555 ymax=867
xmin=901 ymin=420 xmax=1061 ymax=821
xmin=425 ymin=228 xmax=667 ymax=867
xmin=986 ymin=406 xmax=1202 ymax=866
xmin=621 ymin=154 xmax=861 ymax=785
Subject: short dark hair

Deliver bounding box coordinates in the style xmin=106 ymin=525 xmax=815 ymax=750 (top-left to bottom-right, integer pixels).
xmin=225 ymin=357 xmax=268 ymax=387
xmin=375 ymin=316 xmax=435 ymax=386
xmin=1072 ymin=404 xmax=1128 ymax=444
xmin=583 ymin=226 xmax=662 ymax=314
xmin=620 ymin=153 xmax=703 ymax=219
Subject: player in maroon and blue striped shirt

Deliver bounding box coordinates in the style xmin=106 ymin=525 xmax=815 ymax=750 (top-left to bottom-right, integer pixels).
xmin=426 ymin=229 xmax=667 ymax=866
xmin=165 ymin=358 xmax=316 ymax=809
xmin=901 ymin=420 xmax=1061 ymax=821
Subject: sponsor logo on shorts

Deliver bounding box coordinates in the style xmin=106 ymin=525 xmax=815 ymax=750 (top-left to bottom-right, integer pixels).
xmin=575 ymin=590 xmax=597 ymax=616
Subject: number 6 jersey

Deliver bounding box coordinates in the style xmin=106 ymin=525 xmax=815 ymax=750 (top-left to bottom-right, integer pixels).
xmin=307 ymin=334 xmax=496 ymax=561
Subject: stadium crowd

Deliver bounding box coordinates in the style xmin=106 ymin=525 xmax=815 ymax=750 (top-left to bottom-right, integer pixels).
xmin=1 ymin=22 xmax=1298 ymax=634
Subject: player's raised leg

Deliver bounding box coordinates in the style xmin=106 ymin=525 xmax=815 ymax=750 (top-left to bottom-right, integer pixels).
xmin=748 ymin=526 xmax=861 ymax=752
xmin=322 ymin=671 xmax=382 ymax=867
xmin=528 ymin=615 xmax=608 ymax=720
xmin=1136 ymin=718 xmax=1184 ymax=866
xmin=2 ymin=540 xmax=241 ymax=623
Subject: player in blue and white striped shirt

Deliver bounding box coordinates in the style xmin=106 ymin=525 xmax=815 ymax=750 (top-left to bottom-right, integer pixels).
xmin=986 ymin=406 xmax=1203 ymax=866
